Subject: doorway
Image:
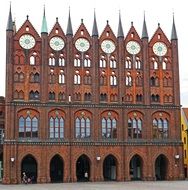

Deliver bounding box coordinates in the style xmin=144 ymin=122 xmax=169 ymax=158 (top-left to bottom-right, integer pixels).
xmin=21 ymin=154 xmax=37 ymax=183
xmin=50 ymin=155 xmax=64 ymax=182
xmin=76 ymin=154 xmax=90 ymax=182
xmin=103 ymin=155 xmax=117 ymax=181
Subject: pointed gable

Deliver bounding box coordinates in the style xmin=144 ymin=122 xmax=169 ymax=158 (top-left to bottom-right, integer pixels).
xmin=49 ymin=18 xmax=66 ymax=40
xmin=125 ymin=22 xmax=141 ymax=44
xmin=14 ymin=16 xmax=41 ymax=41
xmin=149 ymin=24 xmax=170 ymax=46
xmin=99 ymin=21 xmax=116 ymax=43
xmin=74 ymin=20 xmax=91 ymax=42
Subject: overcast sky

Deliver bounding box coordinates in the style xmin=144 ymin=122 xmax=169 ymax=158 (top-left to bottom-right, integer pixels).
xmin=0 ymin=0 xmax=188 ymax=107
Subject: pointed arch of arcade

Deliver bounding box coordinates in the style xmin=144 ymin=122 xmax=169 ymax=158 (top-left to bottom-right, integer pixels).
xmin=50 ymin=154 xmax=64 ymax=183
xmin=76 ymin=154 xmax=91 ymax=182
xmin=103 ymin=154 xmax=118 ymax=181
xmin=154 ymin=154 xmax=169 ymax=180
xmin=129 ymin=154 xmax=143 ymax=180
xmin=21 ymin=154 xmax=38 ymax=183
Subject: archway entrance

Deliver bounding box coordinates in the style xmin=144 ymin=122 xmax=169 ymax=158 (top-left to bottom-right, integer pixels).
xmin=0 ymin=153 xmax=3 ymax=181
xmin=155 ymin=154 xmax=168 ymax=180
xmin=103 ymin=155 xmax=117 ymax=181
xmin=50 ymin=155 xmax=64 ymax=182
xmin=76 ymin=155 xmax=90 ymax=182
xmin=21 ymin=154 xmax=37 ymax=183
xmin=129 ymin=155 xmax=142 ymax=180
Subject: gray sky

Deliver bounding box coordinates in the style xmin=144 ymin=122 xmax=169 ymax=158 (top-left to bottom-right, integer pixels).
xmin=1 ymin=0 xmax=188 ymax=107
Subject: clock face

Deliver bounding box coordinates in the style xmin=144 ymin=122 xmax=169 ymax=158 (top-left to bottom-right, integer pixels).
xmin=153 ymin=42 xmax=167 ymax=56
xmin=101 ymin=40 xmax=116 ymax=54
xmin=19 ymin=34 xmax=36 ymax=49
xmin=75 ymin=38 xmax=90 ymax=52
xmin=50 ymin=37 xmax=65 ymax=51
xmin=126 ymin=41 xmax=141 ymax=55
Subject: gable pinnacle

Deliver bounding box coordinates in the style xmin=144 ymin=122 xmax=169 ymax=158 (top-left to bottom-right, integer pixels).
xmin=92 ymin=9 xmax=98 ymax=37
xmin=142 ymin=12 xmax=148 ymax=39
xmin=41 ymin=5 xmax=48 ymax=34
xmin=171 ymin=13 xmax=178 ymax=40
xmin=6 ymin=3 xmax=13 ymax=31
xmin=117 ymin=11 xmax=124 ymax=38
xmin=66 ymin=8 xmax=73 ymax=36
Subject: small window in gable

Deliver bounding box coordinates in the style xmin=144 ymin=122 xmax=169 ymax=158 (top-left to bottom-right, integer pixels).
xmin=26 ymin=26 xmax=29 ymax=31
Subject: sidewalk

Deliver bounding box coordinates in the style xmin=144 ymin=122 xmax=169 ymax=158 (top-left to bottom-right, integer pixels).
xmin=0 ymin=181 xmax=188 ymax=190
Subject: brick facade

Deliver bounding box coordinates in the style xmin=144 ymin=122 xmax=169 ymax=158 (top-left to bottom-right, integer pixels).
xmin=2 ymin=8 xmax=184 ymax=184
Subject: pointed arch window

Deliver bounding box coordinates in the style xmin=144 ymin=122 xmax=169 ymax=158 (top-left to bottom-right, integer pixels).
xmin=58 ymin=92 xmax=66 ymax=101
xmin=49 ymin=92 xmax=55 ymax=100
xmin=151 ymin=94 xmax=160 ymax=102
xmin=14 ymin=72 xmax=24 ymax=82
xmin=49 ymin=116 xmax=64 ymax=138
xmin=101 ymin=116 xmax=117 ymax=139
xmin=19 ymin=116 xmax=38 ymax=138
xmin=30 ymin=56 xmax=35 ymax=65
xmin=59 ymin=73 xmax=65 ymax=84
xmin=84 ymin=58 xmax=91 ymax=67
xmin=29 ymin=91 xmax=40 ymax=100
xmin=136 ymin=76 xmax=142 ymax=86
xmin=75 ymin=117 xmax=91 ymax=138
xmin=153 ymin=118 xmax=168 ymax=139
xmin=84 ymin=75 xmax=92 ymax=85
xmin=100 ymin=93 xmax=107 ymax=102
xmin=128 ymin=118 xmax=142 ymax=139
xmin=125 ymin=76 xmax=132 ymax=86
xmin=84 ymin=93 xmax=92 ymax=101
xmin=59 ymin=55 xmax=65 ymax=66
xmin=110 ymin=75 xmax=117 ymax=86
xmin=100 ymin=75 xmax=107 ymax=85
xmin=135 ymin=57 xmax=141 ymax=69
xmin=74 ymin=74 xmax=81 ymax=84
xmin=154 ymin=61 xmax=158 ymax=70
xmin=110 ymin=57 xmax=117 ymax=68
xmin=136 ymin=94 xmax=143 ymax=102
xmin=74 ymin=92 xmax=81 ymax=101
xmin=100 ymin=58 xmax=106 ymax=68
xmin=162 ymin=61 xmax=167 ymax=70
xmin=49 ymin=57 xmax=55 ymax=66
xmin=125 ymin=57 xmax=132 ymax=69
xmin=74 ymin=58 xmax=81 ymax=67
xmin=49 ymin=73 xmax=56 ymax=84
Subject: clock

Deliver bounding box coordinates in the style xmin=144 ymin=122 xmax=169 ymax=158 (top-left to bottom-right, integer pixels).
xmin=153 ymin=42 xmax=167 ymax=56
xmin=101 ymin=40 xmax=115 ymax=54
xmin=75 ymin=38 xmax=90 ymax=52
xmin=50 ymin=37 xmax=65 ymax=51
xmin=19 ymin=34 xmax=36 ymax=49
xmin=126 ymin=41 xmax=141 ymax=55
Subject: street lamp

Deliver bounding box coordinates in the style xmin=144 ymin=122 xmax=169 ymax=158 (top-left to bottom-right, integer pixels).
xmin=96 ymin=156 xmax=101 ymax=161
xmin=10 ymin=157 xmax=15 ymax=162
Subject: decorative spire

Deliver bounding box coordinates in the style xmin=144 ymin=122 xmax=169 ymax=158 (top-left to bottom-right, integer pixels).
xmin=92 ymin=9 xmax=98 ymax=37
xmin=142 ymin=12 xmax=148 ymax=39
xmin=117 ymin=11 xmax=124 ymax=38
xmin=66 ymin=8 xmax=73 ymax=36
xmin=171 ymin=13 xmax=178 ymax=40
xmin=41 ymin=5 xmax=48 ymax=34
xmin=6 ymin=3 xmax=13 ymax=31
